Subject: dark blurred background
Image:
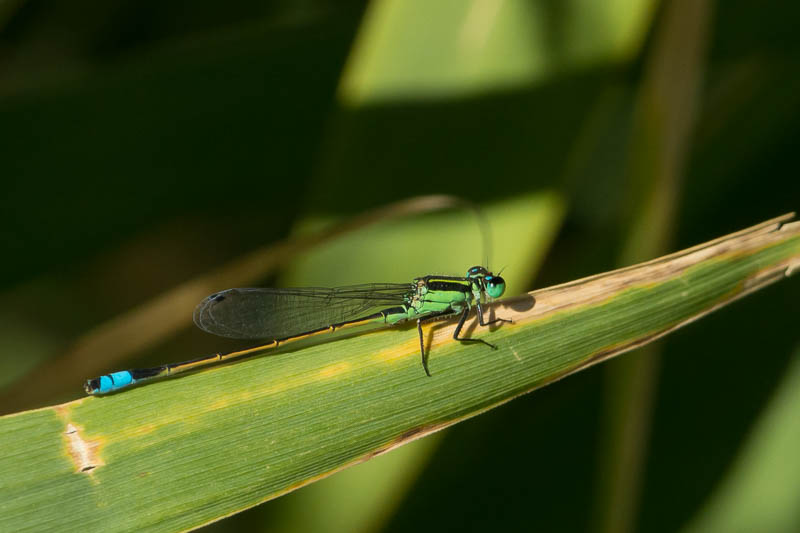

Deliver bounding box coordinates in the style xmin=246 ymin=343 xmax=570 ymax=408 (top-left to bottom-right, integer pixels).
xmin=1 ymin=0 xmax=799 ymax=531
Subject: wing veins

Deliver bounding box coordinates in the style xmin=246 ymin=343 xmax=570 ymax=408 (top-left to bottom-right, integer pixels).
xmin=194 ymin=283 xmax=413 ymax=339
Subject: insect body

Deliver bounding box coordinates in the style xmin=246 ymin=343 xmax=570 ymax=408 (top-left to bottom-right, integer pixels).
xmin=85 ymin=266 xmax=508 ymax=395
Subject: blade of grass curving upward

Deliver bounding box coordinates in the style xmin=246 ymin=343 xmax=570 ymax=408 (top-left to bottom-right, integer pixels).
xmin=1 ymin=214 xmax=798 ymax=532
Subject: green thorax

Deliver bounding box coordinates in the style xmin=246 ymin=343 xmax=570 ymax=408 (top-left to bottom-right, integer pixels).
xmin=407 ymin=275 xmax=477 ymax=318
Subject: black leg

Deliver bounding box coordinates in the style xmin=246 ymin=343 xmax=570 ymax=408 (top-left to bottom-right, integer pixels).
xmin=416 ymin=318 xmax=431 ymax=377
xmin=417 ymin=311 xmax=458 ymax=376
xmin=453 ymin=307 xmax=497 ymax=350
xmin=417 ymin=306 xmax=508 ymax=376
xmin=476 ymin=302 xmax=512 ymax=327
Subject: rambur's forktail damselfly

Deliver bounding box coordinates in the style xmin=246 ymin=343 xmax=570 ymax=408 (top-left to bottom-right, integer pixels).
xmin=84 ymin=266 xmax=509 ymax=395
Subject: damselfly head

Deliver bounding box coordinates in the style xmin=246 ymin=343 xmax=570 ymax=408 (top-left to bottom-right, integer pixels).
xmin=466 ymin=266 xmax=506 ymax=298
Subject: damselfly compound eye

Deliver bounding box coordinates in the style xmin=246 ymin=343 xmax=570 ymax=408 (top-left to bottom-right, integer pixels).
xmin=485 ymin=275 xmax=506 ymax=299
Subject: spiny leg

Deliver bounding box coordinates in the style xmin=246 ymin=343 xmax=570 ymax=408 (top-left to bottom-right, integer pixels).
xmin=453 ymin=307 xmax=497 ymax=350
xmin=417 ymin=311 xmax=456 ymax=377
xmin=476 ymin=302 xmax=512 ymax=327
xmin=417 ymin=306 xmax=508 ymax=377
xmin=417 ymin=318 xmax=431 ymax=377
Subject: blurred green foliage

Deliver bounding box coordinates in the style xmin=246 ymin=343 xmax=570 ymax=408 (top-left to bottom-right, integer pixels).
xmin=1 ymin=0 xmax=799 ymax=532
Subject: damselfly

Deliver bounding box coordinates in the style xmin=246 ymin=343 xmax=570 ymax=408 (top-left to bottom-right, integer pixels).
xmin=85 ymin=266 xmax=509 ymax=395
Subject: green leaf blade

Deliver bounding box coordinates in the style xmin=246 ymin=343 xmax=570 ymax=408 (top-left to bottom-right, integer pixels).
xmin=1 ymin=216 xmax=798 ymax=532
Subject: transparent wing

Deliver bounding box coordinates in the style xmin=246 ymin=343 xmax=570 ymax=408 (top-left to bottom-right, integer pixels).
xmin=193 ymin=283 xmax=414 ymax=340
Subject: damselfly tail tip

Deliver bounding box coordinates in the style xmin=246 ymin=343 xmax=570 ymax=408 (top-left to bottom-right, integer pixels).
xmin=84 ymin=378 xmax=101 ymax=395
